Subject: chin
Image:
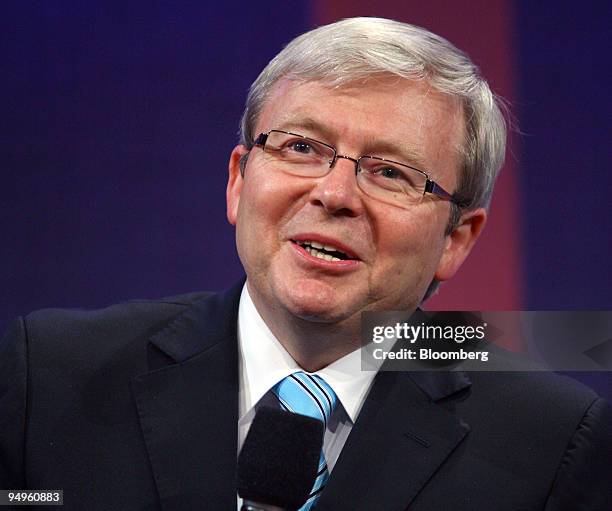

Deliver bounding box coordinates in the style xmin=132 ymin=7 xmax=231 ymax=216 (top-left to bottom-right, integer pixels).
xmin=277 ymin=278 xmax=351 ymax=322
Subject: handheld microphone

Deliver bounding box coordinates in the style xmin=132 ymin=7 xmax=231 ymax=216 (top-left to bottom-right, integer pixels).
xmin=237 ymin=407 xmax=324 ymax=511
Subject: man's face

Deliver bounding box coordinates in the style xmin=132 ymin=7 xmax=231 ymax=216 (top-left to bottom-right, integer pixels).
xmin=227 ymin=77 xmax=482 ymax=327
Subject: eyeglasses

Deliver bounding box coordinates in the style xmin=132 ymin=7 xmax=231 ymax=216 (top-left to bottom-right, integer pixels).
xmin=253 ymin=129 xmax=460 ymax=209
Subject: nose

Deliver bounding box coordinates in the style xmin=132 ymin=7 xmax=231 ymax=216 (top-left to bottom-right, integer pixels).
xmin=308 ymin=155 xmax=365 ymax=216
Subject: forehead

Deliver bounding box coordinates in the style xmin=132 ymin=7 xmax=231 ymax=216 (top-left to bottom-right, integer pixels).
xmin=255 ymin=77 xmax=465 ymax=179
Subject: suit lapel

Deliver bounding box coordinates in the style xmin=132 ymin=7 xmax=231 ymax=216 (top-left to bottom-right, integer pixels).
xmin=130 ymin=281 xmax=243 ymax=510
xmin=317 ymin=370 xmax=471 ymax=511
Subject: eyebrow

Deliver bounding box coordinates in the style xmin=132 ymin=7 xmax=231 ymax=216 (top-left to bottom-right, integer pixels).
xmin=277 ymin=116 xmax=336 ymax=142
xmin=275 ymin=115 xmax=430 ymax=172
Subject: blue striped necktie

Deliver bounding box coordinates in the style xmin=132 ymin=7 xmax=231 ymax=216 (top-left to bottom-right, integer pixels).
xmin=272 ymin=372 xmax=338 ymax=510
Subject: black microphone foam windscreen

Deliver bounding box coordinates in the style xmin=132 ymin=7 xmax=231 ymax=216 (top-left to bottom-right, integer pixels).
xmin=237 ymin=407 xmax=324 ymax=510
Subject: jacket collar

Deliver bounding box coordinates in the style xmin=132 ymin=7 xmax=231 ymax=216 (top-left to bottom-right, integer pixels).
xmin=149 ymin=278 xmax=245 ymax=363
xmin=407 ymin=370 xmax=472 ymax=402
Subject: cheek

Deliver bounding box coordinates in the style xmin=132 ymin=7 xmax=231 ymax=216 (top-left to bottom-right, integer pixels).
xmin=239 ymin=166 xmax=314 ymax=231
xmin=373 ymin=210 xmax=446 ymax=283
xmin=239 ymin=172 xmax=275 ymax=214
xmin=237 ymin=170 xmax=286 ymax=234
xmin=235 ymin=177 xmax=271 ymax=270
xmin=235 ymin=171 xmax=303 ymax=261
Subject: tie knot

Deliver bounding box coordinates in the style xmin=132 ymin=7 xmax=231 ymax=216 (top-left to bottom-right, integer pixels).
xmin=272 ymin=372 xmax=338 ymax=425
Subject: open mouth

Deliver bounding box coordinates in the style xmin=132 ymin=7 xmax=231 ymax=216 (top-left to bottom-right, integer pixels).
xmin=292 ymin=240 xmax=354 ymax=262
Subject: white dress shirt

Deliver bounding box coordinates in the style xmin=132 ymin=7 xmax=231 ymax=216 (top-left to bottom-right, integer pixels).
xmin=237 ymin=283 xmax=377 ymax=508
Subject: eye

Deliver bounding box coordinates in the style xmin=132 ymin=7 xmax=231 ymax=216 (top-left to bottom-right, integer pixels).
xmin=288 ymin=140 xmax=313 ymax=154
xmin=360 ymin=158 xmax=423 ymax=192
xmin=280 ymin=137 xmax=329 ymax=160
xmin=378 ymin=166 xmax=403 ymax=179
xmin=368 ymin=164 xmax=408 ymax=181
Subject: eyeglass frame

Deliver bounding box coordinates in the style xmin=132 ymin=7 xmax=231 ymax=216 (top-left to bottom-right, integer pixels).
xmin=251 ymin=129 xmax=464 ymax=207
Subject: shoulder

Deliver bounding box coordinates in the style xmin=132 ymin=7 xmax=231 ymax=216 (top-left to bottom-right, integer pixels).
xmin=462 ymin=370 xmax=610 ymax=471
xmin=2 ymin=291 xmax=217 ymax=376
xmin=439 ymin=371 xmax=612 ymax=507
xmin=454 ymin=342 xmax=604 ymax=423
xmin=23 ymin=290 xmax=214 ymax=340
xmin=465 ymin=370 xmax=602 ymax=426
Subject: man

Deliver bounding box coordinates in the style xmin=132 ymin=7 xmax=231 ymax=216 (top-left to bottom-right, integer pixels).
xmin=1 ymin=17 xmax=610 ymax=511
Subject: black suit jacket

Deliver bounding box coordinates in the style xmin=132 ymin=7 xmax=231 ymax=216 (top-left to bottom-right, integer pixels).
xmin=1 ymin=281 xmax=611 ymax=510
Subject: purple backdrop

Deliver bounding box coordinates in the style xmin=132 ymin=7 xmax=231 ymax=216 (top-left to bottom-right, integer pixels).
xmin=2 ymin=1 xmax=610 ymax=398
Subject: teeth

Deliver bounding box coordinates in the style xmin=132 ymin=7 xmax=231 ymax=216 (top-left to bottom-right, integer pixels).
xmin=299 ymin=240 xmax=347 ymax=256
xmin=305 ymin=246 xmax=341 ymax=262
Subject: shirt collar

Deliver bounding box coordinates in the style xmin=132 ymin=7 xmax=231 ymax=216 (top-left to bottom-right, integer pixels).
xmin=238 ymin=282 xmax=376 ymax=423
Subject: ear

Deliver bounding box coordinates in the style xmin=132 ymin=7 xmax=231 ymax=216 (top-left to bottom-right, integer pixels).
xmin=434 ymin=207 xmax=487 ymax=282
xmin=226 ymin=145 xmax=249 ymax=225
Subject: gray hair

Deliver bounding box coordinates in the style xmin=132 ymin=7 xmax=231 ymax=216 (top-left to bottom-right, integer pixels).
xmin=238 ymin=17 xmax=508 ymax=300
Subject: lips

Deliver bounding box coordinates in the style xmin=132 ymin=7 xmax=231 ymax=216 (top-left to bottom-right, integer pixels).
xmin=290 ymin=234 xmax=360 ymax=262
xmin=295 ymin=240 xmax=350 ymax=261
